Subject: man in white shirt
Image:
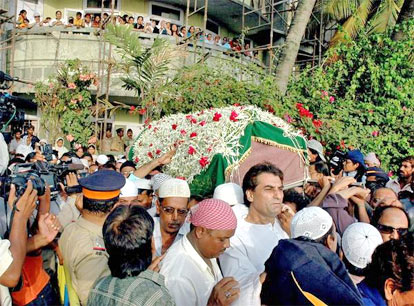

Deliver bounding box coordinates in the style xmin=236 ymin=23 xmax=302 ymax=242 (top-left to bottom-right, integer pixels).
xmin=50 ymin=10 xmax=65 ymax=27
xmin=152 ymin=178 xmax=190 ymax=257
xmin=8 ymin=130 xmax=23 ymax=156
xmin=160 ymin=199 xmax=240 ymax=306
xmin=219 ymin=163 xmax=291 ymax=306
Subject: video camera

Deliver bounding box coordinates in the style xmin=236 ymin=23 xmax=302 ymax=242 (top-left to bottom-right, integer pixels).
xmin=329 ymin=150 xmax=347 ymax=175
xmin=0 ymin=93 xmax=25 ymax=129
xmin=1 ymin=161 xmax=84 ymax=199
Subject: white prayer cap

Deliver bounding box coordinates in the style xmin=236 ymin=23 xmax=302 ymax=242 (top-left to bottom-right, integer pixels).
xmin=135 ymin=178 xmax=152 ymax=190
xmin=291 ymin=207 xmax=333 ymax=240
xmin=213 ymin=183 xmax=244 ymax=205
xmin=342 ymin=223 xmax=383 ymax=269
xmin=151 ymin=173 xmax=172 ymax=192
xmin=80 ymin=158 xmax=89 ymax=169
xmin=40 ymin=139 xmax=48 ymax=144
xmin=117 ymin=159 xmax=126 ymax=164
xmin=120 ymin=179 xmax=138 ymax=198
xmin=96 ymin=154 xmax=109 ymax=165
xmin=159 ymin=178 xmax=190 ymax=198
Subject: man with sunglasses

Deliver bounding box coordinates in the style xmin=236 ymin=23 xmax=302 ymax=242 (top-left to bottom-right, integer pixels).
xmin=153 ymin=178 xmax=190 ymax=256
xmin=371 ymin=206 xmax=410 ymax=242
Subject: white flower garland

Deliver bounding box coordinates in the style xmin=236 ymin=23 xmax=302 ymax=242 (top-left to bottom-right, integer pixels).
xmin=132 ymin=105 xmax=303 ymax=182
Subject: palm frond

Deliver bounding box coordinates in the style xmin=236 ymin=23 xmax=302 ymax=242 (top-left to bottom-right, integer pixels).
xmin=368 ymin=0 xmax=403 ymax=33
xmin=329 ymin=0 xmax=375 ymax=45
xmin=322 ymin=0 xmax=360 ymax=20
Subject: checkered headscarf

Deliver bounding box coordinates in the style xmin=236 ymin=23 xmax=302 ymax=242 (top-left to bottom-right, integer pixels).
xmin=190 ymin=199 xmax=237 ymax=230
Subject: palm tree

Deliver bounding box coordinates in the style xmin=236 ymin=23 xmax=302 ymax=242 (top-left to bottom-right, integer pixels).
xmin=324 ymin=0 xmax=405 ymax=46
xmin=392 ymin=0 xmax=414 ymax=40
xmin=274 ymin=0 xmax=317 ymax=95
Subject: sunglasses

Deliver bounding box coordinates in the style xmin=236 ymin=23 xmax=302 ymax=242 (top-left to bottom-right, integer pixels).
xmin=377 ymin=223 xmax=408 ymax=236
xmin=161 ymin=206 xmax=188 ymax=216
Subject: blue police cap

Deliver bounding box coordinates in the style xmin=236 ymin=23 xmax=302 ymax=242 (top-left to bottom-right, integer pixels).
xmin=79 ymin=170 xmax=126 ymax=193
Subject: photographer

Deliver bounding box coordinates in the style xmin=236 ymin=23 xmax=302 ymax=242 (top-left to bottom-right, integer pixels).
xmin=0 ymin=182 xmax=37 ymax=304
xmin=8 ymin=184 xmax=60 ymax=305
xmin=343 ymin=150 xmax=367 ymax=183
xmin=0 ymin=133 xmax=9 ymax=176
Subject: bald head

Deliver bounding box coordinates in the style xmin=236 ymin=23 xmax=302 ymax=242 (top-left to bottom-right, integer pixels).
xmin=370 ymin=188 xmax=398 ymax=208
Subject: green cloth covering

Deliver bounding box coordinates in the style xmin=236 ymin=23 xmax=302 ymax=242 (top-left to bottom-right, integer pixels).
xmin=190 ymin=121 xmax=307 ymax=197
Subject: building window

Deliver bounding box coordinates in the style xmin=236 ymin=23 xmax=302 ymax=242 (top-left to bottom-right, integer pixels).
xmin=84 ymin=0 xmax=119 ymax=10
xmin=150 ymin=2 xmax=182 ymax=23
xmin=206 ymin=19 xmax=219 ymax=34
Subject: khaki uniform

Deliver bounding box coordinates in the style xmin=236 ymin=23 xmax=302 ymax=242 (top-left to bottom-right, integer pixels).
xmin=110 ymin=136 xmax=125 ymax=152
xmin=59 ymin=217 xmax=110 ymax=305
xmin=101 ymin=137 xmax=112 ymax=153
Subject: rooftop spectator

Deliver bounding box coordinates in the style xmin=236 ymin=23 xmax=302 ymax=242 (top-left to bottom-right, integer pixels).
xmin=92 ymin=15 xmax=101 ymax=28
xmin=127 ymin=16 xmax=135 ymax=27
xmin=116 ymin=15 xmax=125 ymax=25
xmin=205 ymin=33 xmax=214 ymax=44
xmin=244 ymin=43 xmax=253 ymax=57
xmin=222 ymin=37 xmax=231 ymax=49
xmin=74 ymin=11 xmax=84 ymax=28
xmin=171 ymin=24 xmax=179 ymax=37
xmin=84 ymin=13 xmax=92 ymax=27
xmin=144 ymin=20 xmax=153 ymax=34
xmin=214 ymin=34 xmax=221 ymax=45
xmin=51 ymin=10 xmax=65 ymax=26
xmin=179 ymin=26 xmax=186 ymax=37
xmin=136 ymin=16 xmax=144 ymax=30
xmin=188 ymin=26 xmax=195 ymax=38
xmin=29 ymin=12 xmax=42 ymax=28
xmin=66 ymin=16 xmax=74 ymax=28
xmin=151 ymin=20 xmax=159 ymax=34
xmin=16 ymin=9 xmax=27 ymax=28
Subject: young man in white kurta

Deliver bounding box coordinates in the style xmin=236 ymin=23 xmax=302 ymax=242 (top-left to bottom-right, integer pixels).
xmin=219 ymin=163 xmax=290 ymax=306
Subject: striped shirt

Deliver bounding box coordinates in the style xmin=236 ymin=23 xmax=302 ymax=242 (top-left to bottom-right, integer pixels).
xmin=87 ymin=270 xmax=175 ymax=306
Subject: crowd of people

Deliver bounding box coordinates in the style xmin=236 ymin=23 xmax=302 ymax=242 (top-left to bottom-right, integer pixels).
xmin=16 ymin=9 xmax=256 ymax=57
xmin=0 ymin=123 xmax=413 ymax=305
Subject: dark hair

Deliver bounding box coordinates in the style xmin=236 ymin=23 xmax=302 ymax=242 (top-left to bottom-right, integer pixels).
xmin=283 ymin=189 xmax=309 ymax=212
xmin=137 ymin=16 xmax=143 ymax=20
xmin=364 ymin=233 xmax=414 ymax=296
xmin=371 ymin=206 xmax=410 ymax=229
xmin=106 ymin=128 xmax=112 ymax=132
xmin=343 ymin=256 xmax=366 ymax=277
xmin=19 ymin=10 xmax=27 ymax=15
xmin=103 ymin=205 xmax=154 ymax=278
xmin=76 ymin=11 xmax=82 ymax=16
xmin=25 ymin=152 xmax=36 ymax=162
xmin=127 ymin=128 xmax=132 ymax=133
xmin=60 ymin=152 xmax=72 ymax=159
xmin=83 ymin=196 xmax=118 ymax=213
xmin=402 ymin=156 xmax=414 ymax=168
xmin=103 ymin=162 xmax=116 ymax=170
xmin=82 ymin=152 xmax=92 ymax=159
xmin=107 ymin=154 xmax=116 ymax=163
xmin=242 ymin=162 xmax=283 ymax=207
xmin=28 ymin=125 xmax=35 ymax=130
xmin=116 ymin=128 xmax=123 ymax=134
xmin=14 ymin=129 xmax=22 ymax=135
xmin=120 ymin=161 xmax=136 ymax=171
xmin=314 ymin=161 xmax=330 ymax=176
xmin=56 ymin=10 xmax=62 ymax=14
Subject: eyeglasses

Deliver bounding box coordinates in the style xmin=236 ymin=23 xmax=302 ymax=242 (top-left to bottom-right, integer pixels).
xmin=377 ymin=223 xmax=408 ymax=236
xmin=161 ymin=206 xmax=188 ymax=216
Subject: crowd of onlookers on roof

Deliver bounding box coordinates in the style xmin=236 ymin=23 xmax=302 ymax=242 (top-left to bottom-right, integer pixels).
xmin=16 ymin=9 xmax=257 ymax=58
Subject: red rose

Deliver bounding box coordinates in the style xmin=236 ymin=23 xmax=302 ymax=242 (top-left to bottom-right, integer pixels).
xmin=180 ymin=129 xmax=187 ymax=135
xmin=191 ymin=118 xmax=197 ymax=124
xmin=186 ymin=115 xmax=192 ymax=119
xmin=312 ymin=119 xmax=323 ymax=128
xmin=130 ymin=106 xmax=136 ymax=111
xmin=156 ymin=149 xmax=161 ymax=155
xmin=233 ymin=103 xmax=240 ymax=106
xmin=188 ymin=146 xmax=196 ymax=155
xmin=134 ymin=157 xmax=139 ymax=163
xmin=172 ymin=124 xmax=178 ymax=130
xmin=213 ymin=112 xmax=222 ymax=122
xmin=372 ymin=131 xmax=379 ymax=137
xmin=229 ymin=111 xmax=238 ymax=122
xmin=147 ymin=152 xmax=154 ymax=159
xmin=149 ymin=143 xmax=153 ymax=147
xmin=296 ymin=103 xmax=304 ymax=109
xmin=138 ymin=108 xmax=146 ymax=115
xmin=199 ymin=120 xmax=206 ymax=126
xmin=190 ymin=132 xmax=197 ymax=138
xmin=199 ymin=156 xmax=209 ymax=168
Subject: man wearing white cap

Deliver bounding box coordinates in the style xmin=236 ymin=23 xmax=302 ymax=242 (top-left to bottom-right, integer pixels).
xmin=261 ymin=207 xmax=363 ymax=305
xmin=96 ymin=155 xmax=109 ymax=168
xmin=118 ymin=179 xmax=139 ymax=205
xmin=160 ymin=199 xmax=240 ymax=306
xmin=135 ymin=178 xmax=153 ymax=210
xmin=213 ymin=183 xmax=248 ymax=220
xmin=153 ymin=178 xmax=190 ymax=257
xmin=219 ymin=163 xmax=290 ymax=306
xmin=341 ymin=223 xmax=383 ymax=285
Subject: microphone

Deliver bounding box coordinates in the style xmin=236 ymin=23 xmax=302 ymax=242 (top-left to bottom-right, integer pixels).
xmin=54 ymin=163 xmax=85 ymax=171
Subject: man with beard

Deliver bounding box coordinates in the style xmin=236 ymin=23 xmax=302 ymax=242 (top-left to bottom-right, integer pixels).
xmin=219 ymin=163 xmax=291 ymax=306
xmin=387 ymin=156 xmax=413 ymax=200
xmin=160 ymin=199 xmax=240 ymax=306
xmin=152 ymin=178 xmax=190 ymax=256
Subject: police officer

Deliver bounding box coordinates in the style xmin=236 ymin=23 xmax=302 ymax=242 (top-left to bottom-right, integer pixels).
xmin=59 ymin=170 xmax=125 ymax=305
